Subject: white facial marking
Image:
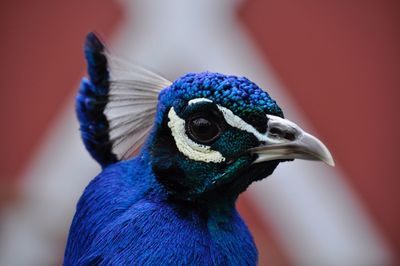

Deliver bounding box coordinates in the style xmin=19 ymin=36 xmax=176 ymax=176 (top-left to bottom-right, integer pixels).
xmin=168 ymin=98 xmax=288 ymax=163
xmin=167 ymin=107 xmax=225 ymax=163
xmin=216 ymin=105 xmax=270 ymax=142
xmin=188 ymin=98 xmax=212 ymax=105
xmin=187 ymin=97 xmax=277 ymax=143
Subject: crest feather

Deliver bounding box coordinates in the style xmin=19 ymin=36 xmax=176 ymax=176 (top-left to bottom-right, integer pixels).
xmin=76 ymin=32 xmax=171 ymax=166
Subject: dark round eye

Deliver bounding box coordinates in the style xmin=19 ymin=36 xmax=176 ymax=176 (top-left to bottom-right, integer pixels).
xmin=187 ymin=116 xmax=221 ymax=144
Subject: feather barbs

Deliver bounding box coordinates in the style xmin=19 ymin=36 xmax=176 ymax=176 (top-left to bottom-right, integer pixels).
xmin=104 ymin=53 xmax=172 ymax=161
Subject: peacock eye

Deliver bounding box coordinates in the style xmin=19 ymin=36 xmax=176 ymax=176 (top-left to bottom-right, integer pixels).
xmin=187 ymin=116 xmax=221 ymax=144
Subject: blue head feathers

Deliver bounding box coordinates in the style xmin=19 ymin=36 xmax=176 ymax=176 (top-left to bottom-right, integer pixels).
xmin=150 ymin=73 xmax=285 ymax=201
xmin=160 ymin=72 xmax=283 ymax=118
xmin=65 ymin=32 xmax=334 ymax=265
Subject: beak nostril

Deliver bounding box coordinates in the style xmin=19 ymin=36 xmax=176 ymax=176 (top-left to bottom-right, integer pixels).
xmin=269 ymin=127 xmax=296 ymax=141
xmin=269 ymin=127 xmax=282 ymax=135
xmin=284 ymin=131 xmax=296 ymax=141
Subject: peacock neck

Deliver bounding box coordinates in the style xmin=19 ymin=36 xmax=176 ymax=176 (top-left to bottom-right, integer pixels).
xmin=133 ymin=146 xmax=239 ymax=223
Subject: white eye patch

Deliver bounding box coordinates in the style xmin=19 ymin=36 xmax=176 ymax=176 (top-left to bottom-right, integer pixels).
xmin=167 ymin=107 xmax=226 ymax=163
xmin=167 ymin=98 xmax=271 ymax=163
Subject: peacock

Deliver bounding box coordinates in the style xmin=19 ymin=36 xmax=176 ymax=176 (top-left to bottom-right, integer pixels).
xmin=64 ymin=32 xmax=334 ymax=265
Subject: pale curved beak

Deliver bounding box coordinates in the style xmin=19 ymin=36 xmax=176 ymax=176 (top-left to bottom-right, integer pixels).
xmin=249 ymin=115 xmax=335 ymax=166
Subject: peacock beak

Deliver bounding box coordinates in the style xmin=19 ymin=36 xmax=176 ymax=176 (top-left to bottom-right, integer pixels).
xmin=249 ymin=115 xmax=334 ymax=166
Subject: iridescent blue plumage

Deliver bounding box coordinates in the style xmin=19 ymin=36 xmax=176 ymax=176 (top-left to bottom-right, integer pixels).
xmin=65 ymin=33 xmax=334 ymax=265
xmin=65 ymin=146 xmax=257 ymax=265
xmin=163 ymin=72 xmax=283 ymax=117
xmin=75 ymin=33 xmax=117 ymax=167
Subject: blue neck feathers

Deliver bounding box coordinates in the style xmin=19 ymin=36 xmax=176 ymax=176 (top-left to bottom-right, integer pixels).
xmin=65 ymin=138 xmax=258 ymax=265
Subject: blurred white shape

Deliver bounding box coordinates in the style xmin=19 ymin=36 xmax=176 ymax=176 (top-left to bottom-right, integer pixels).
xmin=0 ymin=101 xmax=98 ymax=266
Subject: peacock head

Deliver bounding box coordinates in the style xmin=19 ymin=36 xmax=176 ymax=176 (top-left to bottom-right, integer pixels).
xmin=148 ymin=72 xmax=334 ymax=202
xmin=82 ymin=32 xmax=333 ymax=203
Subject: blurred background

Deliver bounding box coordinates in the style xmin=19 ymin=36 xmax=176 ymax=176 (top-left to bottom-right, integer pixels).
xmin=0 ymin=0 xmax=399 ymax=265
